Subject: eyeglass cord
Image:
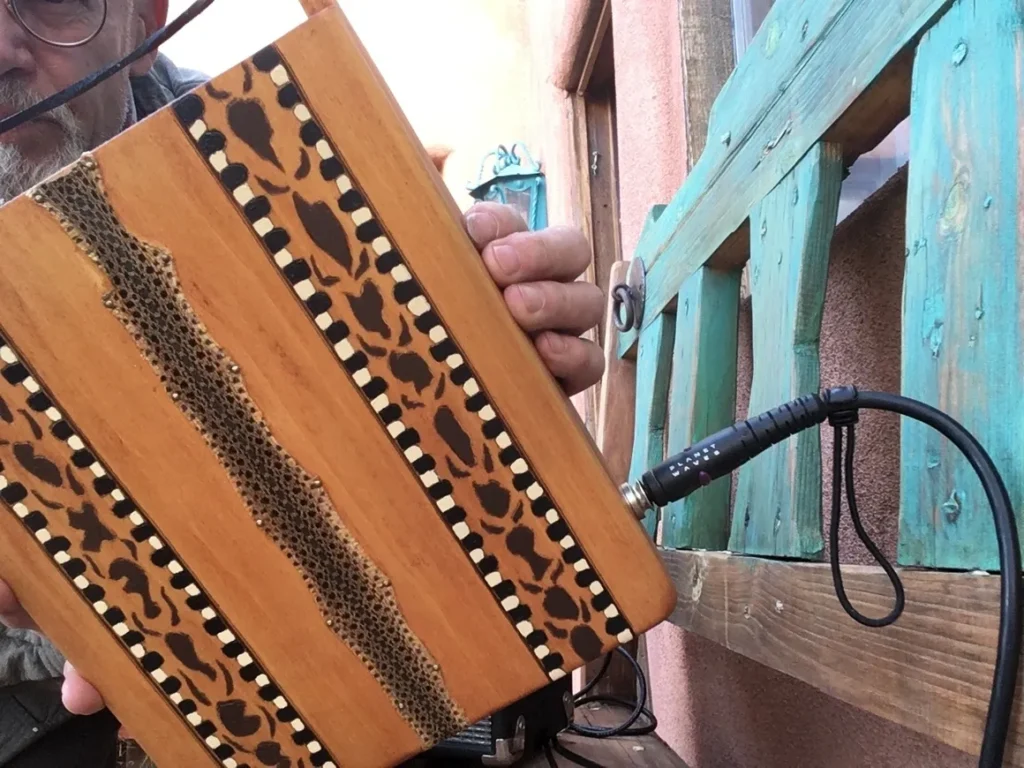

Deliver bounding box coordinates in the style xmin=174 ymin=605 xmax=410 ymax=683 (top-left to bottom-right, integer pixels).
xmin=0 ymin=0 xmax=217 ymax=139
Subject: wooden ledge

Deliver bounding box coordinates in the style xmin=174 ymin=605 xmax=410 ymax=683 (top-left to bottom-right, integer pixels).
xmin=660 ymin=549 xmax=1022 ymax=764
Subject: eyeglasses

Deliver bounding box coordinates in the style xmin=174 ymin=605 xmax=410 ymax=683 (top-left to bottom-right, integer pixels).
xmin=4 ymin=0 xmax=108 ymax=48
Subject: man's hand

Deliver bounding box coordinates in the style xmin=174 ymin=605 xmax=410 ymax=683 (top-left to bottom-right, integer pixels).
xmin=465 ymin=202 xmax=605 ymax=395
xmin=0 ymin=203 xmax=605 ymax=720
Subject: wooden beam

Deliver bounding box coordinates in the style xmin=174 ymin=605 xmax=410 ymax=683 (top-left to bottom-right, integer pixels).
xmin=729 ymin=141 xmax=843 ymax=559
xmin=898 ymin=0 xmax=1024 ymax=571
xmin=617 ymin=0 xmax=955 ymax=359
xmin=661 ymin=549 xmax=1024 ymax=764
xmin=678 ymin=0 xmax=736 ymax=168
xmin=661 ymin=266 xmax=740 ymax=550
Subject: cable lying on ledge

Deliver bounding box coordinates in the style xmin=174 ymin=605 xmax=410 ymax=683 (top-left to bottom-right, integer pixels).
xmin=621 ymin=386 xmax=1021 ymax=768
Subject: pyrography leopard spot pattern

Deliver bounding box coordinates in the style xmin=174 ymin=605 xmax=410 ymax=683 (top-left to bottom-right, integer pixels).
xmin=166 ymin=43 xmax=636 ymax=681
xmin=28 ymin=156 xmax=468 ymax=747
xmin=0 ymin=333 xmax=334 ymax=768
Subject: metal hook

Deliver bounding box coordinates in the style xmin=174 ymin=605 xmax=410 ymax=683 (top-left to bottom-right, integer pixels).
xmin=611 ymin=258 xmax=646 ymax=332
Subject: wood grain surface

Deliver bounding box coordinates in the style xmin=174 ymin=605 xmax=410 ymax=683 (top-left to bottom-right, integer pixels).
xmin=663 ymin=549 xmax=1022 ymax=764
xmin=729 ymin=141 xmax=843 ymax=560
xmin=0 ymin=7 xmax=674 ymax=768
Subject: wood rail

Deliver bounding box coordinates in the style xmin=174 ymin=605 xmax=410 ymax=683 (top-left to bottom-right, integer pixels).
xmin=662 ymin=550 xmax=1023 ymax=765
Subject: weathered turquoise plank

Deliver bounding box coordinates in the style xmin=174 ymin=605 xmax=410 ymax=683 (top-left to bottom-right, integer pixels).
xmin=899 ymin=0 xmax=1024 ymax=571
xmin=729 ymin=142 xmax=843 ymax=559
xmin=661 ymin=267 xmax=741 ymax=550
xmin=628 ymin=312 xmax=676 ymax=539
xmin=618 ymin=0 xmax=954 ymax=359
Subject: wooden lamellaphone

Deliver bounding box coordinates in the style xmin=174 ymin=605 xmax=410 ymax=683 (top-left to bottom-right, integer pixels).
xmin=0 ymin=4 xmax=676 ymax=766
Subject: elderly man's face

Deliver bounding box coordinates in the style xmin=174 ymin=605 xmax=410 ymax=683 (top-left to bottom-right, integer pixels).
xmin=0 ymin=0 xmax=167 ymax=202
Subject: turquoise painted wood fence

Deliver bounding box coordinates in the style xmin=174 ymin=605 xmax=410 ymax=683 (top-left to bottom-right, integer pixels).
xmin=623 ymin=0 xmax=1023 ymax=572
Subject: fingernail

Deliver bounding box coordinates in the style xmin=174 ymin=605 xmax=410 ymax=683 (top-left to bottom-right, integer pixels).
xmin=492 ymin=244 xmax=520 ymax=276
xmin=516 ymin=284 xmax=544 ymax=313
xmin=466 ymin=211 xmax=498 ymax=245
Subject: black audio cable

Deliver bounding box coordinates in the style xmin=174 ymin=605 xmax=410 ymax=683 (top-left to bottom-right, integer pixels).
xmin=622 ymin=385 xmax=1021 ymax=768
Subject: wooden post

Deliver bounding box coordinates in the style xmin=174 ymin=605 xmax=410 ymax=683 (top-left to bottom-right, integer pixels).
xmin=899 ymin=0 xmax=1024 ymax=570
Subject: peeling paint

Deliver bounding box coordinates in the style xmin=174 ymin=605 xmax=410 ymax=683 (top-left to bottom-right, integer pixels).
xmin=952 ymin=40 xmax=968 ymax=65
xmin=942 ymin=489 xmax=963 ymax=524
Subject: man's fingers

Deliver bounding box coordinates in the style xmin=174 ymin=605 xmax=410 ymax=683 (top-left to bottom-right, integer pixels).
xmin=481 ymin=227 xmax=593 ymax=289
xmin=534 ymin=332 xmax=605 ymax=396
xmin=504 ymin=281 xmax=604 ymax=336
xmin=62 ymin=661 xmax=105 ymax=716
xmin=464 ymin=202 xmax=528 ymax=249
xmin=0 ymin=580 xmax=38 ymax=631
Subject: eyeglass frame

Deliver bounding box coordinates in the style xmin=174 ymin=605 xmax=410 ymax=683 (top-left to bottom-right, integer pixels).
xmin=2 ymin=0 xmax=109 ymax=49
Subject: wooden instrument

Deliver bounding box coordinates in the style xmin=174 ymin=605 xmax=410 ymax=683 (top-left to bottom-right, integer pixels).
xmin=0 ymin=4 xmax=675 ymax=766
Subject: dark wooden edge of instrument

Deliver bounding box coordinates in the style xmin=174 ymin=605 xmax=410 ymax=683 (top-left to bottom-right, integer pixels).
xmin=659 ymin=548 xmax=1024 ymax=764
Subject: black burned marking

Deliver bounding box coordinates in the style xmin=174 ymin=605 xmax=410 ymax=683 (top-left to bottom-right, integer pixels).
xmin=518 ymin=581 xmax=543 ymax=595
xmin=473 ymin=480 xmax=509 ymax=519
xmin=31 ymin=490 xmax=62 ymax=510
xmin=483 ymin=445 xmax=494 ymax=474
xmin=512 ymin=501 xmax=524 ymax=523
xmin=346 ymin=280 xmax=390 ymax=339
xmin=0 ymin=395 xmax=11 ymax=423
xmin=182 ymin=672 xmax=212 ymax=707
xmin=544 ymin=586 xmax=579 ymax=620
xmin=13 ymin=442 xmax=61 ymax=486
xmin=121 ymin=537 xmax=138 ymax=561
xmin=354 ymin=248 xmax=370 ymax=281
xmin=397 ymin=316 xmax=411 ymax=347
xmin=224 ymin=736 xmax=251 ymax=754
xmin=205 ymin=82 xmax=231 ymax=100
xmin=166 ymin=632 xmax=217 ymax=681
xmin=256 ymin=176 xmax=290 ymax=196
xmin=67 ymin=502 xmax=115 ymax=552
xmin=390 ymin=351 xmax=432 ymax=394
xmin=109 ymin=558 xmax=160 ymax=619
xmin=131 ymin=611 xmax=161 ymax=637
xmin=294 ymin=192 xmax=351 ymax=274
xmin=241 ymin=61 xmax=253 ymax=92
xmin=481 ymin=521 xmax=505 ymax=535
xmin=358 ymin=336 xmax=387 ymax=358
xmin=256 ymin=741 xmax=290 ymax=767
xmin=436 ymin=407 xmax=474 ymax=466
xmin=309 ymin=255 xmax=339 ymax=287
xmin=295 ymin=147 xmax=311 ymax=180
xmin=217 ymin=659 xmax=235 ymax=695
xmin=261 ymin=705 xmax=277 ymax=737
xmin=65 ymin=466 xmax=84 ymax=496
xmin=227 ymin=98 xmax=283 ymax=171
xmin=544 ymin=621 xmax=569 ymax=640
xmin=570 ymin=625 xmax=604 ymax=662
xmin=445 ymin=456 xmax=470 ymax=479
xmin=161 ymin=586 xmax=181 ymax=627
xmin=401 ymin=395 xmax=425 ymax=411
xmin=218 ymin=699 xmax=263 ymax=738
xmin=552 ymin=560 xmax=565 ymax=583
xmin=506 ymin=526 xmax=552 ymax=580
xmin=18 ymin=409 xmax=42 ymax=440
xmin=433 ymin=374 xmax=447 ymax=401
xmin=580 ymin=600 xmax=591 ymax=623
xmin=83 ymin=554 xmax=104 ymax=579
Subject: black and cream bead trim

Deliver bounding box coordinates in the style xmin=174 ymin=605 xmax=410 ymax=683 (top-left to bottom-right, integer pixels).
xmin=0 ymin=334 xmax=338 ymax=768
xmin=171 ymin=92 xmax=570 ymax=683
xmin=252 ymin=47 xmax=634 ymax=649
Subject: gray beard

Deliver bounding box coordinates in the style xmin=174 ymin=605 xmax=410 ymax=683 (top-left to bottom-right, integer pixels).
xmin=0 ymin=80 xmax=88 ymax=206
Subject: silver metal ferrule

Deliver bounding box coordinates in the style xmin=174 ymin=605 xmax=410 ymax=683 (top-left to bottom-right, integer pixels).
xmin=620 ymin=480 xmax=652 ymax=521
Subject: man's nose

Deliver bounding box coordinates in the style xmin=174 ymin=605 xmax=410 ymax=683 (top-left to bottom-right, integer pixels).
xmin=0 ymin=5 xmax=35 ymax=79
